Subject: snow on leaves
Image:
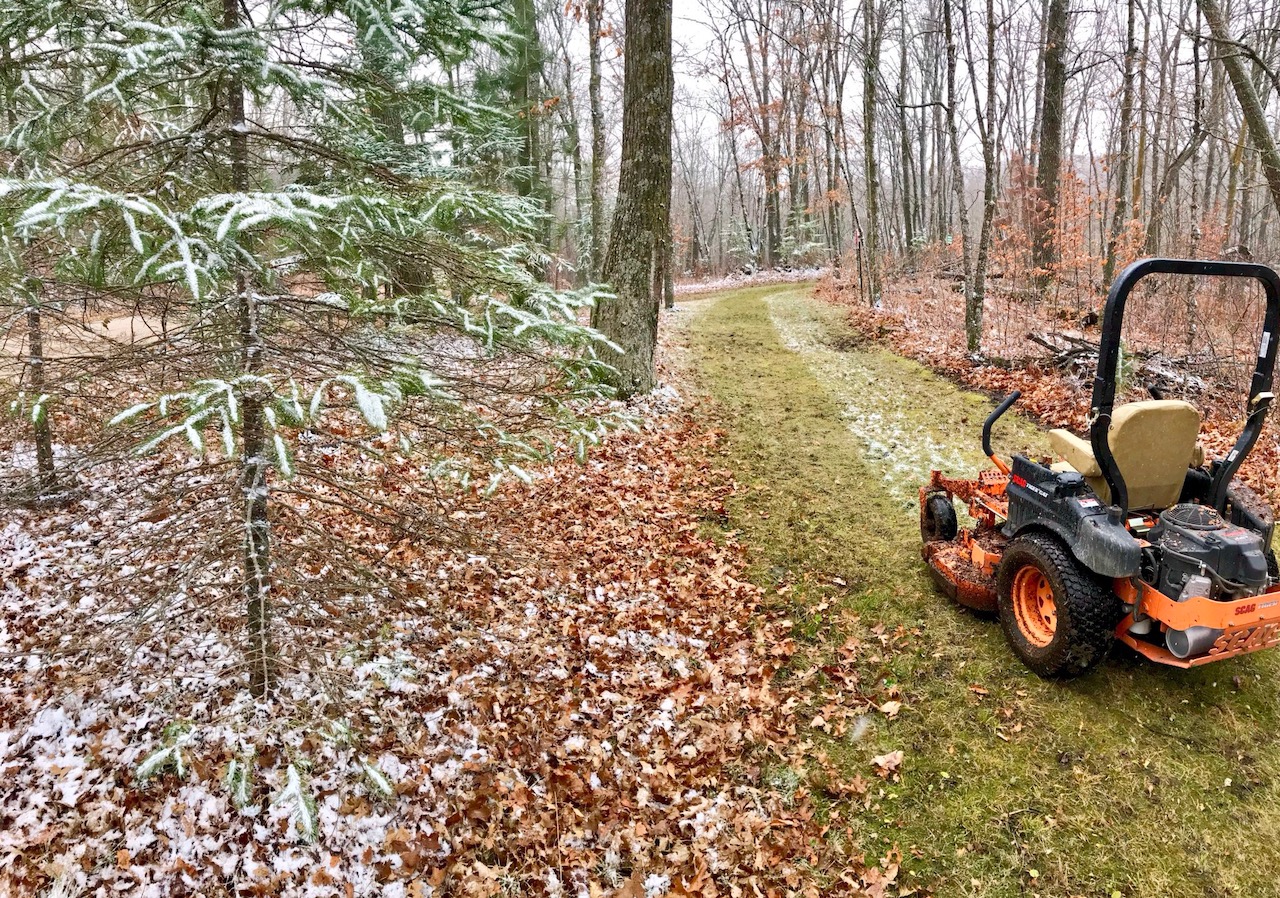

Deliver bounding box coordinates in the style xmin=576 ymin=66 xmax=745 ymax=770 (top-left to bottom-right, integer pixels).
xmin=0 ymin=399 xmax=898 ymax=896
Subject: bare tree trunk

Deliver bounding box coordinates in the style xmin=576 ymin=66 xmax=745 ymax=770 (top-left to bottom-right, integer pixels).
xmin=726 ymin=114 xmax=757 ymax=266
xmin=1131 ymin=1 xmax=1150 ymax=223
xmin=587 ymin=0 xmax=606 ymax=280
xmin=1032 ymin=0 xmax=1068 ymax=283
xmin=897 ymin=0 xmax=916 ymax=258
xmin=862 ymin=0 xmax=883 ymax=305
xmin=512 ymin=0 xmax=544 ymax=211
xmin=819 ymin=30 xmax=844 ymax=267
xmin=1198 ymin=0 xmax=1280 ymax=222
xmin=1103 ymin=0 xmax=1138 ymax=283
xmin=550 ymin=10 xmax=589 ymax=283
xmin=675 ymin=126 xmax=707 ymax=274
xmin=734 ymin=5 xmax=782 ymax=268
xmin=4 ymin=38 xmax=57 ymax=496
xmin=1224 ymin=118 xmax=1246 ymax=245
xmin=1030 ymin=0 xmax=1049 ymax=164
xmin=225 ymin=0 xmax=275 ymax=698
xmin=1146 ymin=27 xmax=1180 ymax=251
xmin=944 ymin=0 xmax=976 ymax=348
xmin=972 ymin=0 xmax=999 ymax=350
xmin=25 ymin=303 xmax=56 ymax=495
xmin=593 ymin=0 xmax=672 ymax=396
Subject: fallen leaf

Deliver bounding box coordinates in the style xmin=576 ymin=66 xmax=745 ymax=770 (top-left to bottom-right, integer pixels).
xmin=871 ymin=750 xmax=904 ymax=779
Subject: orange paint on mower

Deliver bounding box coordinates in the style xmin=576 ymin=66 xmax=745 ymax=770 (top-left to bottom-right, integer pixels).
xmin=920 ymin=258 xmax=1280 ymax=678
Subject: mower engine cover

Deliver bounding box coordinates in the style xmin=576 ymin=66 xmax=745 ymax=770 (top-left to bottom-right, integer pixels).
xmin=1004 ymin=454 xmax=1141 ymax=578
xmin=1147 ymin=503 xmax=1269 ymax=600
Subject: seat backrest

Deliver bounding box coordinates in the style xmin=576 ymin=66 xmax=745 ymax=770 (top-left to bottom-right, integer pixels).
xmin=1101 ymin=399 xmax=1201 ymax=509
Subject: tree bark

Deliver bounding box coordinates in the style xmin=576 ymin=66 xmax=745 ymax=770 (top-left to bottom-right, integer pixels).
xmin=25 ymin=303 xmax=56 ymax=495
xmin=972 ymin=0 xmax=999 ymax=353
xmin=944 ymin=0 xmax=976 ymax=349
xmin=862 ymin=0 xmax=883 ymax=305
xmin=1032 ymin=0 xmax=1069 ymax=283
xmin=511 ymin=0 xmax=547 ymax=231
xmin=897 ymin=0 xmax=915 ymax=257
xmin=593 ymin=0 xmax=672 ymax=397
xmin=1224 ymin=118 xmax=1246 ymax=245
xmin=4 ymin=38 xmax=57 ymax=496
xmin=1200 ymin=0 xmax=1280 ymax=229
xmin=1131 ymin=2 xmax=1150 ymax=223
xmin=224 ymin=0 xmax=276 ymax=698
xmin=1103 ymin=0 xmax=1137 ymax=284
xmin=587 ymin=0 xmax=606 ymax=280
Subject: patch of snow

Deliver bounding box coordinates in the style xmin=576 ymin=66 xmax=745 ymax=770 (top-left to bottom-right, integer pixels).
xmin=766 ymin=293 xmax=976 ymax=507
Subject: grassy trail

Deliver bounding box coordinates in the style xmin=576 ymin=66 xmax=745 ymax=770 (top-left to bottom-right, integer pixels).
xmin=671 ymin=284 xmax=1280 ymax=898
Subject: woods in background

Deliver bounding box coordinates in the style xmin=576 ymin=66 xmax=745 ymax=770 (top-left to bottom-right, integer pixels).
xmin=522 ymin=0 xmax=1280 ymax=350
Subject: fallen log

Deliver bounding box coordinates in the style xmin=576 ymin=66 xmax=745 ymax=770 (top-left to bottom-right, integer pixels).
xmin=1026 ymin=331 xmax=1098 ymax=370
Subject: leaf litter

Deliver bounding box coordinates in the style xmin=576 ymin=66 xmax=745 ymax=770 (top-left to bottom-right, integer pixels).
xmin=0 ymin=346 xmax=902 ymax=895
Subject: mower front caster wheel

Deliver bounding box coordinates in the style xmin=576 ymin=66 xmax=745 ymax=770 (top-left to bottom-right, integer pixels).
xmin=921 ymin=493 xmax=959 ymax=543
xmin=996 ymin=533 xmax=1120 ymax=678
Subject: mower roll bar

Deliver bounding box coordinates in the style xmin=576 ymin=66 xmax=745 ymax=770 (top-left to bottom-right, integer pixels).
xmin=1091 ymin=257 xmax=1280 ymax=516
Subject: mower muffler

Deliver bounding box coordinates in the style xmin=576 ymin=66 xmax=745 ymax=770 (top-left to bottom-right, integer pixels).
xmin=1166 ymin=625 xmax=1224 ymax=659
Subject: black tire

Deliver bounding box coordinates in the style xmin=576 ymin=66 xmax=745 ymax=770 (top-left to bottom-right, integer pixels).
xmin=921 ymin=493 xmax=959 ymax=543
xmin=996 ymin=532 xmax=1120 ymax=678
xmin=1267 ymin=548 xmax=1278 ymax=584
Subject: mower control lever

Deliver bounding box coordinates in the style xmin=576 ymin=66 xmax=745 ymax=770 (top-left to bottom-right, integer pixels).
xmin=983 ymin=390 xmax=1021 ymax=474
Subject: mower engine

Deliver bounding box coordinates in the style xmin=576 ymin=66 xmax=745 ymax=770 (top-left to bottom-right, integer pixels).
xmin=1142 ymin=503 xmax=1271 ymax=657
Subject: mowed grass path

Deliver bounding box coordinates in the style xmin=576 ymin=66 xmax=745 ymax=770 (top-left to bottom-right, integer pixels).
xmin=671 ymin=284 xmax=1280 ymax=898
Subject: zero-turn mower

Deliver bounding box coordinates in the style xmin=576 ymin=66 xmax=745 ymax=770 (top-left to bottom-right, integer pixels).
xmin=921 ymin=258 xmax=1280 ymax=677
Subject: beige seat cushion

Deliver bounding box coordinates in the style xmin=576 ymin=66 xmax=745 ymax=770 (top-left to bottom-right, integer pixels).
xmin=1047 ymin=400 xmax=1201 ymax=509
xmin=1048 ymin=430 xmax=1101 ymax=477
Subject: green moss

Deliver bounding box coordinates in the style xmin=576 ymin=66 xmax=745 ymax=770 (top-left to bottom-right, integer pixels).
xmin=673 ymin=285 xmax=1280 ymax=898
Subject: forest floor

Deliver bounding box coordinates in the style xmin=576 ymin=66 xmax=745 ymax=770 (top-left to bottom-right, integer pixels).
xmin=1 ymin=291 xmax=886 ymax=897
xmin=7 ymin=280 xmax=1280 ymax=898
xmin=671 ymin=282 xmax=1280 ymax=898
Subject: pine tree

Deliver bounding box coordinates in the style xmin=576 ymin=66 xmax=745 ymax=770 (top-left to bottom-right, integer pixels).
xmin=0 ymin=30 xmax=60 ymax=498
xmin=0 ymin=0 xmax=613 ymax=697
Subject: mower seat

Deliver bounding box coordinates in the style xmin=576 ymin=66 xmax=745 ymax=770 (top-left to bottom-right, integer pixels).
xmin=1048 ymin=400 xmax=1201 ymax=510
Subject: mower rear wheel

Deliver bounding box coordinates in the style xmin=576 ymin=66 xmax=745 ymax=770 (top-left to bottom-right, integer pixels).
xmin=921 ymin=493 xmax=959 ymax=543
xmin=996 ymin=533 xmax=1119 ymax=678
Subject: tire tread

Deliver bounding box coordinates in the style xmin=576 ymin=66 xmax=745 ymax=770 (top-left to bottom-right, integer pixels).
xmin=996 ymin=532 xmax=1119 ymax=678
